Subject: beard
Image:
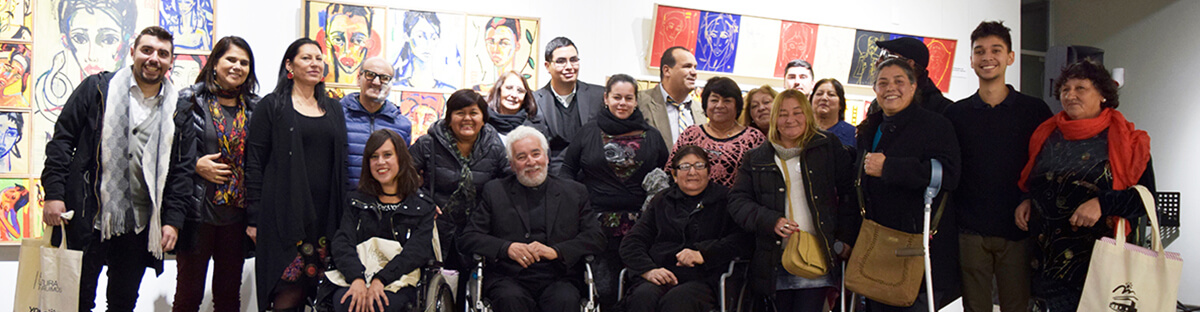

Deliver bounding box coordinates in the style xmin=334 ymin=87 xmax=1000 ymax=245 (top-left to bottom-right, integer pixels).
xmin=516 ymin=165 xmax=547 ymax=187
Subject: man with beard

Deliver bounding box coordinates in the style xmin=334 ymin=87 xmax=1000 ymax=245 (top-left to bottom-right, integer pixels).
xmin=343 ymin=56 xmax=412 ymax=190
xmin=460 ymin=126 xmax=606 ymax=312
xmin=41 ymin=26 xmax=187 ymax=311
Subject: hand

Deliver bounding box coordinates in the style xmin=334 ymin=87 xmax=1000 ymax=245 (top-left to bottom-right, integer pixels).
xmin=434 ymin=206 xmax=442 ymax=220
xmin=1015 ymin=199 xmax=1031 ymax=231
xmin=529 ymin=241 xmax=559 ymax=261
xmin=506 ymin=242 xmax=538 ymax=268
xmin=367 ymin=278 xmax=390 ymax=312
xmin=161 ymin=225 xmax=178 ymax=251
xmin=864 ymin=153 xmax=886 ymax=177
xmin=246 ymin=226 xmax=257 ymax=244
xmin=640 ymin=268 xmax=678 ymax=286
xmin=1070 ymin=198 xmax=1102 ymax=229
xmin=774 ymin=218 xmax=800 ymax=238
xmin=675 ymin=248 xmax=704 ymax=267
xmin=341 ymin=279 xmax=370 ymax=312
xmin=196 ymin=153 xmax=232 ymax=184
xmin=43 ymin=200 xmax=67 ymax=226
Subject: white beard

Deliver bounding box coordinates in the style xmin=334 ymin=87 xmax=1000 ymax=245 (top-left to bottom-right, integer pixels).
xmin=516 ymin=166 xmax=547 ymax=187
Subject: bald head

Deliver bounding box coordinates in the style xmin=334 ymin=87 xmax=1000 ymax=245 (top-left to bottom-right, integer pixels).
xmin=358 ymin=57 xmax=392 ymax=109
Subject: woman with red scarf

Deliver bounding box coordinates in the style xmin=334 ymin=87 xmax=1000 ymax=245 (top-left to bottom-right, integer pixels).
xmin=1015 ymin=60 xmax=1155 ymax=311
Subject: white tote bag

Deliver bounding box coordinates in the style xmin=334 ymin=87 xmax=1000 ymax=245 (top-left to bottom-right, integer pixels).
xmin=14 ymin=226 xmax=82 ymax=312
xmin=1078 ymin=185 xmax=1183 ymax=312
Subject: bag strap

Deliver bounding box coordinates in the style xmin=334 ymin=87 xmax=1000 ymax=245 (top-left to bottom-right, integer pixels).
xmin=855 ymin=154 xmax=950 ymax=234
xmin=779 ymin=155 xmax=794 ymax=222
xmin=1127 ymin=185 xmax=1164 ymax=254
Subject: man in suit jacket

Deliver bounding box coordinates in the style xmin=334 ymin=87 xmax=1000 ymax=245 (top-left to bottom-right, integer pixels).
xmin=533 ymin=37 xmax=605 ymax=174
xmin=460 ymin=126 xmax=606 ymax=312
xmin=638 ymin=46 xmax=707 ymax=147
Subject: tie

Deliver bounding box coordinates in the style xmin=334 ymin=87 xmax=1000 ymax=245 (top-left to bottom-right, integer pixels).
xmin=668 ymin=96 xmax=692 ymax=135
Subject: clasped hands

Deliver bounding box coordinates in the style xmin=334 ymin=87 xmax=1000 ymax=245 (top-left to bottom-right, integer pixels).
xmin=341 ymin=278 xmax=389 ymax=312
xmin=507 ymin=241 xmax=559 ymax=268
xmin=641 ymin=248 xmax=706 ymax=286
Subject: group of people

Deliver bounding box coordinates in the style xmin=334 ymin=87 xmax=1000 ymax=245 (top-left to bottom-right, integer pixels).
xmin=38 ymin=19 xmax=1154 ymax=312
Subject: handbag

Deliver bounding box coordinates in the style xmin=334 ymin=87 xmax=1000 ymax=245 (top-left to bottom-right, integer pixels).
xmin=14 ymin=225 xmax=82 ymax=312
xmin=325 ymin=237 xmax=422 ymax=292
xmin=1077 ymin=185 xmax=1182 ymax=312
xmin=844 ymin=157 xmax=946 ymax=307
xmin=777 ymin=155 xmax=828 ymax=279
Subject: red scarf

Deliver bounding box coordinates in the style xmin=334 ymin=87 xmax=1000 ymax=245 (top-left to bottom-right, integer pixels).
xmin=1018 ymin=108 xmax=1150 ymax=192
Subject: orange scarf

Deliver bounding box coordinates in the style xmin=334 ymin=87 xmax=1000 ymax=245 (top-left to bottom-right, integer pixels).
xmin=1018 ymin=108 xmax=1150 ymax=192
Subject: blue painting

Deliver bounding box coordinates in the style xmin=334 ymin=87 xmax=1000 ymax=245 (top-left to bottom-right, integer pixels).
xmin=888 ymin=34 xmax=924 ymax=41
xmin=695 ymin=11 xmax=739 ymax=73
xmin=159 ymin=0 xmax=214 ymax=52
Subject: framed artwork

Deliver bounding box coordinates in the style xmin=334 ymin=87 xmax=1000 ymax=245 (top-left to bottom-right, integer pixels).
xmin=463 ymin=15 xmax=538 ymax=95
xmin=774 ymin=21 xmax=818 ymax=77
xmin=925 ymin=37 xmax=957 ymax=92
xmin=388 ymin=9 xmax=462 ymax=92
xmin=159 ymin=0 xmax=214 ymax=53
xmin=326 ymin=86 xmax=357 ymax=101
xmin=394 ymin=91 xmax=444 ymax=144
xmin=0 ymin=43 xmax=30 ymax=108
xmin=0 ymin=110 xmax=28 ymax=174
xmin=846 ymin=29 xmax=888 ymax=86
xmin=304 ymin=0 xmax=386 ymax=86
xmin=0 ymin=0 xmax=32 ymax=42
xmin=694 ymin=11 xmax=739 ymax=73
xmin=648 ymin=6 xmax=699 ymax=68
xmin=0 ymin=178 xmax=35 ymax=243
xmin=169 ymin=54 xmax=207 ymax=86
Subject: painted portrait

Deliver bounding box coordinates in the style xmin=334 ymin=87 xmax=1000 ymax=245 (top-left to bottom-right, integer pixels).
xmin=465 ymin=15 xmax=538 ymax=94
xmin=0 ymin=178 xmax=33 ymax=242
xmin=169 ymin=54 xmax=206 ymax=85
xmin=775 ymin=21 xmax=818 ymax=77
xmin=649 ymin=6 xmax=699 ymax=68
xmin=695 ymin=11 xmax=739 ymax=73
xmin=0 ymin=0 xmax=32 ymax=41
xmin=0 ymin=111 xmax=27 ymax=174
xmin=396 ymin=91 xmax=444 ymax=144
xmin=0 ymin=43 xmax=30 ymax=108
xmin=390 ymin=9 xmax=462 ymax=92
xmin=306 ymin=1 xmax=384 ymax=85
xmin=847 ymin=29 xmax=889 ymax=86
xmin=924 ymin=37 xmax=956 ymax=93
xmin=159 ymin=0 xmax=214 ymax=53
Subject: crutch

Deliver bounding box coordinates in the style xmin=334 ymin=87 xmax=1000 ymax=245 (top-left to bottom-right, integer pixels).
xmin=920 ymin=159 xmax=944 ymax=312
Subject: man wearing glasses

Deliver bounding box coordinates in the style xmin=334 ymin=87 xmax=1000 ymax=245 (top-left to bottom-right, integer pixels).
xmin=867 ymin=37 xmax=954 ymax=115
xmin=342 ymin=56 xmax=412 ymax=190
xmin=533 ymin=36 xmax=605 ymax=175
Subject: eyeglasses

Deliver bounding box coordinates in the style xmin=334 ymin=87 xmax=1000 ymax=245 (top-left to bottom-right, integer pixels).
xmin=361 ymin=70 xmax=392 ymax=83
xmin=552 ymin=57 xmax=581 ymax=67
xmin=674 ymin=162 xmax=708 ymax=172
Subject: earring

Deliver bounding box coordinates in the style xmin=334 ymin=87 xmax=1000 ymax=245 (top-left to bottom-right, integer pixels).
xmin=287 ymin=70 xmax=294 ymax=80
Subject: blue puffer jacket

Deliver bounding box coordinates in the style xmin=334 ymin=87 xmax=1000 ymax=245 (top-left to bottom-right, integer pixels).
xmin=342 ymin=93 xmax=412 ymax=190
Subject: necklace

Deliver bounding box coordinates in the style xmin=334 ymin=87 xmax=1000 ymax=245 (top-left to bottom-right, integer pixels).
xmin=381 ymin=190 xmax=399 ymax=196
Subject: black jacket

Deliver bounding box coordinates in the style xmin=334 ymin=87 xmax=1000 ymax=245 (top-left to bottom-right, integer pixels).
xmin=561 ymin=120 xmax=669 ymax=212
xmin=332 ymin=190 xmax=436 ymax=285
xmin=408 ymin=119 xmax=508 ymax=225
xmin=855 ymin=104 xmax=961 ymax=307
xmin=459 ymin=175 xmax=606 ymax=278
xmin=533 ymin=81 xmax=605 ymax=173
xmin=727 ymin=131 xmax=858 ymax=296
xmin=619 ymin=183 xmax=751 ymax=287
xmin=42 ymin=71 xmax=188 ymax=273
xmin=172 ymin=82 xmax=260 ymax=223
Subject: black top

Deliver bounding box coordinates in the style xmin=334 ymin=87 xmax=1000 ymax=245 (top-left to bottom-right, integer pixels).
xmin=296 ymin=109 xmax=336 ymax=239
xmin=518 ymin=184 xmax=549 ymax=242
xmin=944 ymin=85 xmax=1053 ymax=240
xmin=561 ymin=121 xmax=669 ymax=212
xmin=552 ymin=96 xmax=582 ymax=149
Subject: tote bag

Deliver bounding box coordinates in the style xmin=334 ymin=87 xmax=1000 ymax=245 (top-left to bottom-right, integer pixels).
xmin=1078 ymin=185 xmax=1183 ymax=311
xmin=14 ymin=226 xmax=82 ymax=312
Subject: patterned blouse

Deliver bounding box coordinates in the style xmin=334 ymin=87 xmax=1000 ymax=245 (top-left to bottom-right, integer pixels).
xmin=670 ymin=125 xmax=766 ymax=188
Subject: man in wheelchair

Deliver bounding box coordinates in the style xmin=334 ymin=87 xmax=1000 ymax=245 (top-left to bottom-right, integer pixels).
xmin=460 ymin=126 xmax=607 ymax=312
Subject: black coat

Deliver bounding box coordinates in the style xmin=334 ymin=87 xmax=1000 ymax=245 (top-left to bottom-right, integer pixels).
xmin=459 ymin=175 xmax=606 ymax=278
xmin=727 ymin=132 xmax=858 ymax=297
xmin=42 ymin=71 xmax=188 ymax=273
xmin=619 ymin=183 xmax=751 ymax=287
xmin=171 ymin=82 xmax=260 ymax=221
xmin=854 ymin=104 xmax=961 ymax=307
xmin=332 ymin=191 xmax=436 ymax=285
xmin=533 ymin=81 xmax=605 ymax=173
xmin=408 ymin=119 xmax=508 ymax=225
xmin=245 ymin=91 xmax=348 ymax=311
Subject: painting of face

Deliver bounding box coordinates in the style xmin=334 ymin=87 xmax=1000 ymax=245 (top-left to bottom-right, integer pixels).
xmin=0 ymin=0 xmax=31 ymax=41
xmin=328 ymin=12 xmax=369 ymax=75
xmin=0 ymin=112 xmax=25 ymax=174
xmin=465 ymin=15 xmax=538 ymax=93
xmin=397 ymin=91 xmax=445 ymax=144
xmin=695 ymin=11 xmax=739 ymax=73
xmin=0 ymin=178 xmax=34 ymax=242
xmin=0 ymin=43 xmax=30 ymax=108
xmin=485 ymin=24 xmax=516 ymax=70
xmin=391 ymin=10 xmax=462 ymax=91
xmin=169 ymin=54 xmax=206 ymax=86
xmin=305 ymin=1 xmax=383 ymax=85
xmin=649 ymin=6 xmax=698 ymax=68
xmin=67 ymin=10 xmax=126 ymax=76
xmin=159 ymin=0 xmax=214 ymax=52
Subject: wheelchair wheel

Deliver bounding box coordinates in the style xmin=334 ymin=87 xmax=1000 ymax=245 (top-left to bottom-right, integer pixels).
xmin=432 ymin=283 xmax=454 ymax=312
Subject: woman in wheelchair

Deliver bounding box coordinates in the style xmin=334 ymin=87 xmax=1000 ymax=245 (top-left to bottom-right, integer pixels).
xmin=618 ymin=145 xmax=752 ymax=312
xmin=330 ymin=129 xmax=437 ymax=312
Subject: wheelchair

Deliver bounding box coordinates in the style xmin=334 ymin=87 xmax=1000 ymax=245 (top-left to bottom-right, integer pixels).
xmin=313 ymin=258 xmax=457 ymax=312
xmin=463 ymin=254 xmax=602 ymax=312
xmin=616 ymin=258 xmax=750 ymax=312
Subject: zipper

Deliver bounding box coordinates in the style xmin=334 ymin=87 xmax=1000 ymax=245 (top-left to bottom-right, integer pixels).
xmin=89 ymin=86 xmax=108 ymax=222
xmin=798 ymin=152 xmax=832 ymax=264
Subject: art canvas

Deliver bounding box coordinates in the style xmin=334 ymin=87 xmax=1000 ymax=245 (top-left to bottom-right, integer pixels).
xmin=464 ymin=15 xmax=538 ymax=95
xmin=0 ymin=0 xmax=32 ymax=42
xmin=32 ymin=0 xmax=157 ymax=175
xmin=389 ymin=9 xmax=463 ymax=92
xmin=811 ymin=25 xmax=855 ymax=84
xmin=0 ymin=110 xmax=28 ymax=174
xmin=169 ymin=54 xmax=207 ymax=87
xmin=694 ymin=11 xmax=739 ymax=73
xmin=649 ymin=6 xmax=699 ymax=68
xmin=846 ymin=29 xmax=889 ymax=86
xmin=159 ymin=0 xmax=214 ymax=53
xmin=305 ymin=1 xmax=385 ymax=86
xmin=0 ymin=43 xmax=31 ymax=108
xmin=0 ymin=178 xmax=35 ymax=242
xmin=326 ymin=86 xmax=357 ymax=101
xmin=730 ymin=16 xmax=778 ymax=78
xmin=395 ymin=91 xmax=444 ymax=145
xmin=924 ymin=37 xmax=956 ymax=93
xmin=774 ymin=21 xmax=818 ymax=77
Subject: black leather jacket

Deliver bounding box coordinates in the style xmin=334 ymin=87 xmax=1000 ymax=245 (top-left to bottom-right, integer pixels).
xmin=331 ymin=190 xmax=436 ymax=285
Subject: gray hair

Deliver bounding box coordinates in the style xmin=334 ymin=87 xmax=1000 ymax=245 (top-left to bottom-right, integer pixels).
xmin=504 ymin=125 xmax=549 ymax=160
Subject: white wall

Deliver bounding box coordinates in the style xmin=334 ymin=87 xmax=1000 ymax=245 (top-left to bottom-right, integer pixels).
xmin=1051 ymin=0 xmax=1199 ymax=302
xmin=3 ymin=0 xmax=1020 ymax=310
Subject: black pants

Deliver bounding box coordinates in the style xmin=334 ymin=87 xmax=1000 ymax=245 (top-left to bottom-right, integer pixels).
xmin=485 ymin=274 xmax=580 ymax=312
xmin=79 ymin=229 xmax=153 ymax=312
xmin=623 ymin=280 xmax=715 ymax=312
xmin=333 ymin=286 xmax=417 ymax=312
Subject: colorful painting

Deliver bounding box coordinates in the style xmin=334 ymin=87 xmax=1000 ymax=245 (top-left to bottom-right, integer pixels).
xmin=0 ymin=0 xmax=32 ymax=42
xmin=0 ymin=43 xmax=31 ymax=108
xmin=0 ymin=178 xmax=34 ymax=242
xmin=464 ymin=15 xmax=538 ymax=95
xmin=694 ymin=11 xmax=739 ymax=73
xmin=774 ymin=21 xmax=818 ymax=77
xmin=305 ymin=1 xmax=385 ymax=85
xmin=389 ymin=9 xmax=463 ymax=92
xmin=396 ymin=91 xmax=444 ymax=144
xmin=649 ymin=6 xmax=699 ymax=68
xmin=846 ymin=29 xmax=889 ymax=86
xmin=0 ymin=110 xmax=27 ymax=174
xmin=326 ymin=87 xmax=357 ymax=101
xmin=169 ymin=54 xmax=207 ymax=86
xmin=924 ymin=38 xmax=956 ymax=93
xmin=159 ymin=0 xmax=214 ymax=53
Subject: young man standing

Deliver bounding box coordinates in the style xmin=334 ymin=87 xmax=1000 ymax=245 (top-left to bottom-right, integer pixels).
xmin=533 ymin=37 xmax=605 ymax=174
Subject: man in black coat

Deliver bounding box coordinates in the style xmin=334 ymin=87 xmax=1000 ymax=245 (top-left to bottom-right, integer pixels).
xmin=532 ymin=37 xmax=605 ymax=174
xmin=460 ymin=126 xmax=606 ymax=312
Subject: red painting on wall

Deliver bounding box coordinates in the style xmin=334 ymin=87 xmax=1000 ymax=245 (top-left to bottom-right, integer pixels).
xmin=924 ymin=38 xmax=956 ymax=93
xmin=398 ymin=92 xmax=446 ymax=144
xmin=650 ymin=6 xmax=700 ymax=67
xmin=774 ymin=21 xmax=818 ymax=77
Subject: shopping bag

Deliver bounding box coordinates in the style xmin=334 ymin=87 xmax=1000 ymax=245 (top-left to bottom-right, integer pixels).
xmin=14 ymin=226 xmax=82 ymax=312
xmin=325 ymin=237 xmax=421 ymax=292
xmin=1078 ymin=185 xmax=1183 ymax=312
xmin=13 ymin=235 xmax=46 ymax=311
